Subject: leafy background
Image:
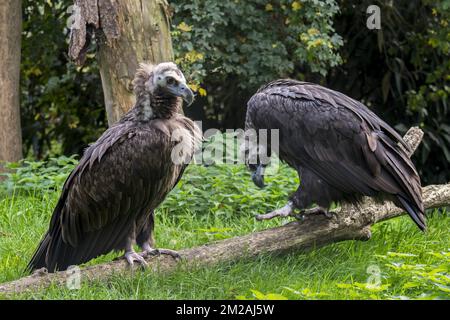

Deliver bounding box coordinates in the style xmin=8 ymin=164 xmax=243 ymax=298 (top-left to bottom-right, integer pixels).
xmin=19 ymin=0 xmax=450 ymax=183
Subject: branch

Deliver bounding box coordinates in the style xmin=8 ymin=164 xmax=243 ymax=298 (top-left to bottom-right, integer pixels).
xmin=1 ymin=127 xmax=449 ymax=296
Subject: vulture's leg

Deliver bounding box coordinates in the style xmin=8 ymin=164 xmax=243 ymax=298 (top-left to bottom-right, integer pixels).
xmin=123 ymin=225 xmax=148 ymax=267
xmin=140 ymin=243 xmax=181 ymax=260
xmin=255 ymin=201 xmax=295 ymax=221
xmin=136 ymin=211 xmax=181 ymax=260
xmin=290 ymin=167 xmax=337 ymax=220
xmin=255 ymin=167 xmax=336 ymax=221
xmin=255 ymin=167 xmax=303 ymax=221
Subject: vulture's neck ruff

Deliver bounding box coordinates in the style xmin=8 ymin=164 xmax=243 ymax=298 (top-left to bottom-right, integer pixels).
xmin=135 ymin=92 xmax=181 ymax=121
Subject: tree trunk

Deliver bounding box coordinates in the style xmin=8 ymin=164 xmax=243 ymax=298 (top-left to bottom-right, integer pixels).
xmin=68 ymin=0 xmax=174 ymax=125
xmin=0 ymin=0 xmax=23 ymax=174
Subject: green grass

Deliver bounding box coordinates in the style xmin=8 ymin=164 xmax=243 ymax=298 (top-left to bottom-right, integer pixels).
xmin=0 ymin=159 xmax=449 ymax=300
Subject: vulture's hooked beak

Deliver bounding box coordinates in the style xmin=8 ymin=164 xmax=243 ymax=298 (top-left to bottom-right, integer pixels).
xmin=251 ymin=164 xmax=265 ymax=188
xmin=180 ymin=83 xmax=195 ymax=106
xmin=167 ymin=82 xmax=195 ymax=106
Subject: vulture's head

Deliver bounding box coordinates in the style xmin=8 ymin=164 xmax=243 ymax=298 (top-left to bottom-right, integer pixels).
xmin=133 ymin=62 xmax=194 ymax=106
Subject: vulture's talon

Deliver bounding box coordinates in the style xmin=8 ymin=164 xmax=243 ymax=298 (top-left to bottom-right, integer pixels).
xmin=32 ymin=267 xmax=48 ymax=276
xmin=299 ymin=207 xmax=335 ymax=219
xmin=141 ymin=248 xmax=181 ymax=261
xmin=255 ymin=202 xmax=294 ymax=221
xmin=293 ymin=214 xmax=306 ymax=221
xmin=124 ymin=251 xmax=148 ymax=268
xmin=254 ymin=214 xmax=266 ymax=221
xmin=323 ymin=211 xmax=336 ymax=219
xmin=158 ymin=249 xmax=182 ymax=261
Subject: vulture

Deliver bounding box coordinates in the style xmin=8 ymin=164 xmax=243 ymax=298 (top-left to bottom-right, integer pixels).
xmin=27 ymin=62 xmax=201 ymax=272
xmin=245 ymin=79 xmax=426 ymax=231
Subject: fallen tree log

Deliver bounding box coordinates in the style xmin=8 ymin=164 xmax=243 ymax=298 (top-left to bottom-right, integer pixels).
xmin=1 ymin=127 xmax=449 ymax=296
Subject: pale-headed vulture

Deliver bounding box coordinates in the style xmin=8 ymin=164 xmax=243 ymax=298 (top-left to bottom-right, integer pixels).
xmin=27 ymin=62 xmax=201 ymax=272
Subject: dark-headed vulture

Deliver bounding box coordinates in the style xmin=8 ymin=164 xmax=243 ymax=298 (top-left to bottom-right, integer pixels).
xmin=27 ymin=62 xmax=201 ymax=272
xmin=245 ymin=79 xmax=425 ymax=231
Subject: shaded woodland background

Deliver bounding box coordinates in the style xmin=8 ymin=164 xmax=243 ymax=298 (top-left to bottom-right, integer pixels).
xmin=8 ymin=0 xmax=450 ymax=183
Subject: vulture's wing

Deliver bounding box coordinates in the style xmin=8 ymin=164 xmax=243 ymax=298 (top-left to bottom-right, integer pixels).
xmin=247 ymin=80 xmax=425 ymax=229
xmin=28 ymin=123 xmax=184 ymax=271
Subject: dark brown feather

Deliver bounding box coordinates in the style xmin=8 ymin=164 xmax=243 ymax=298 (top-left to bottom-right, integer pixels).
xmin=28 ymin=94 xmax=201 ymax=272
xmin=246 ymin=79 xmax=425 ymax=231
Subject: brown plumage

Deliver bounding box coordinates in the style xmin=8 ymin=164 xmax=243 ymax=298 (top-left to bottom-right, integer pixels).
xmin=27 ymin=62 xmax=201 ymax=272
xmin=246 ymin=79 xmax=425 ymax=231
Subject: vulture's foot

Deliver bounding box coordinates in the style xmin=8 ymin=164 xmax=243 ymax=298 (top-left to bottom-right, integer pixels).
xmin=31 ymin=267 xmax=48 ymax=276
xmin=140 ymin=245 xmax=181 ymax=261
xmin=294 ymin=206 xmax=335 ymax=220
xmin=255 ymin=202 xmax=294 ymax=221
xmin=124 ymin=250 xmax=148 ymax=268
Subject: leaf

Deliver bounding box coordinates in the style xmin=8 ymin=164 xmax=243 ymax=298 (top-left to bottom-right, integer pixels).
xmin=387 ymin=252 xmax=418 ymax=258
xmin=177 ymin=22 xmax=192 ymax=32
xmin=428 ymin=267 xmax=448 ymax=275
xmin=402 ymin=282 xmax=421 ymax=289
xmin=265 ymin=4 xmax=273 ymax=12
xmin=264 ymin=293 xmax=289 ymax=300
xmin=250 ymin=289 xmax=267 ymax=300
xmin=336 ymin=283 xmax=353 ymax=289
xmin=292 ymin=1 xmax=302 ymax=11
xmin=433 ymin=283 xmax=450 ymax=293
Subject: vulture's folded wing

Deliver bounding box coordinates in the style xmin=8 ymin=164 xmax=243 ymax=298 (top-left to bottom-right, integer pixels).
xmin=28 ymin=125 xmax=183 ymax=271
xmin=246 ymin=80 xmax=424 ymax=229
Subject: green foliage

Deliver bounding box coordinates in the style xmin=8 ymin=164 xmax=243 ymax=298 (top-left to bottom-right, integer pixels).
xmin=171 ymin=0 xmax=343 ymax=89
xmin=171 ymin=0 xmax=342 ymax=127
xmin=236 ymin=246 xmax=450 ymax=300
xmin=404 ymin=0 xmax=450 ymax=182
xmin=0 ymin=158 xmax=449 ymax=299
xmin=330 ymin=249 xmax=450 ymax=300
xmin=161 ymin=162 xmax=298 ymax=220
xmin=329 ymin=0 xmax=450 ymax=183
xmin=21 ymin=0 xmax=106 ymax=159
xmin=376 ymin=250 xmax=450 ymax=299
xmin=0 ymin=155 xmax=77 ymax=193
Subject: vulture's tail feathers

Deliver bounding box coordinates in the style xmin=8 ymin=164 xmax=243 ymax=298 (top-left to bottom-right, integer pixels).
xmin=376 ymin=133 xmax=426 ymax=231
xmin=397 ymin=195 xmax=426 ymax=231
xmin=26 ymin=232 xmax=51 ymax=273
xmin=26 ymin=217 xmax=73 ymax=273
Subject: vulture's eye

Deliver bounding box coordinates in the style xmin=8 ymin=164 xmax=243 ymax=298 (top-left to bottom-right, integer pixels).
xmin=166 ymin=77 xmax=176 ymax=85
